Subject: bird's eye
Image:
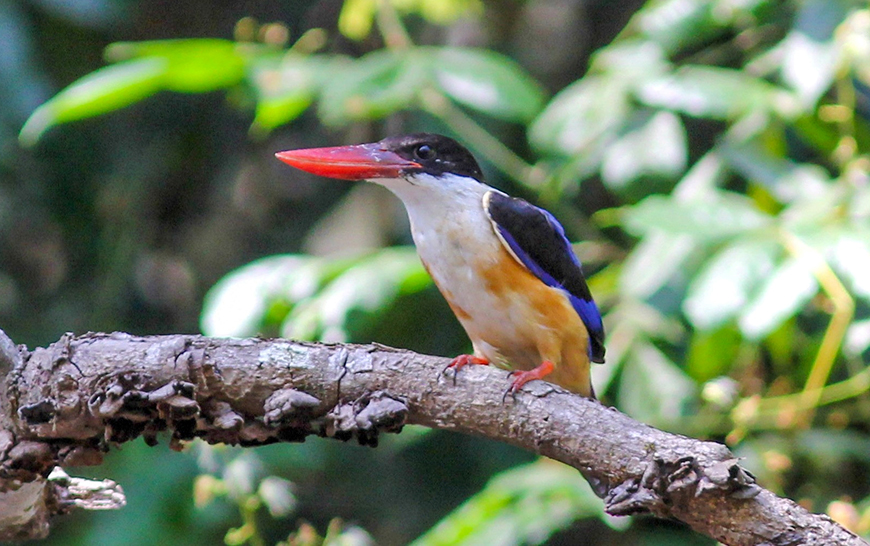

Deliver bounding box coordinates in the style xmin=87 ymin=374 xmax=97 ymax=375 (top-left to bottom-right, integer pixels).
xmin=414 ymin=145 xmax=435 ymax=160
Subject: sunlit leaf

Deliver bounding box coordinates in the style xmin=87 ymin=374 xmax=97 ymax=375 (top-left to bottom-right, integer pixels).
xmin=601 ymin=110 xmax=687 ymax=188
xmin=637 ymin=66 xmax=794 ymax=120
xmin=200 ymin=255 xmax=326 ymax=337
xmin=780 ymin=0 xmax=849 ymax=107
xmin=671 ymin=150 xmax=727 ymax=200
xmin=619 ymin=231 xmax=696 ymax=299
xmin=318 ymin=49 xmax=427 ymax=126
xmin=529 ymin=76 xmax=629 ymax=156
xmin=19 ymin=58 xmax=166 ymax=146
xmin=282 ymin=248 xmax=429 ymax=342
xmin=618 ymin=341 xmax=697 ymax=424
xmin=410 ymin=459 xmax=609 ymax=546
xmin=684 ymin=238 xmax=781 ymax=330
xmin=623 ymin=192 xmax=772 ymax=241
xmin=105 ymin=39 xmax=246 ymax=92
xmin=250 ymin=54 xmax=321 ymax=132
xmin=589 ymin=40 xmax=670 ymax=85
xmin=20 ymin=39 xmax=251 ymax=145
xmin=826 ymin=230 xmax=870 ymax=300
xmin=429 ymin=47 xmax=545 ymax=122
xmin=636 ymin=0 xmax=727 ymax=54
xmin=738 ymin=257 xmax=818 ymax=339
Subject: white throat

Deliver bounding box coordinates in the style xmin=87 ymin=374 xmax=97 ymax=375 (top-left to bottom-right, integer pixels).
xmin=371 ymin=171 xmax=502 ymax=281
xmin=374 ymin=172 xmax=490 ymax=242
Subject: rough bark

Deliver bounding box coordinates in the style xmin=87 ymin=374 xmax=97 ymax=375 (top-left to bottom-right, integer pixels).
xmin=0 ymin=329 xmax=863 ymax=545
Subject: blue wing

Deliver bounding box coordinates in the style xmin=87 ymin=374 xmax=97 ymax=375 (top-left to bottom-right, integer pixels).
xmin=484 ymin=191 xmax=605 ymax=363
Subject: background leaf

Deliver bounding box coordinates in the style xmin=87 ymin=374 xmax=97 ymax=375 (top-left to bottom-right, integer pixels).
xmin=617 ymin=341 xmax=697 ymax=424
xmin=281 ymin=248 xmax=429 ymax=342
xmin=105 ymin=39 xmax=246 ymax=92
xmin=429 ymin=47 xmax=545 ymax=122
xmin=318 ymin=50 xmax=427 ymax=126
xmin=410 ymin=460 xmax=608 ymax=546
xmin=779 ymin=0 xmax=850 ymax=107
xmin=600 ymin=109 xmax=687 ymax=188
xmin=738 ymin=257 xmax=819 ymax=339
xmin=19 ymin=58 xmax=166 ymax=146
xmin=637 ymin=66 xmax=794 ymax=120
xmin=683 ymin=238 xmax=781 ymax=330
xmin=529 ymin=76 xmax=628 ymax=156
xmin=250 ymin=54 xmax=320 ymax=132
xmin=623 ymin=192 xmax=772 ymax=241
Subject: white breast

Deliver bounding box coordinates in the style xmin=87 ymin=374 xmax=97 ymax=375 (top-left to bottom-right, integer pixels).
xmin=383 ymin=173 xmax=523 ymax=347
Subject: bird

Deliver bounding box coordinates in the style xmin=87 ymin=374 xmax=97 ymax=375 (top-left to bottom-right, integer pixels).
xmin=275 ymin=133 xmax=604 ymax=398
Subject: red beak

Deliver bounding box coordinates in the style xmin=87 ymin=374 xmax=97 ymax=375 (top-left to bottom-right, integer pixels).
xmin=275 ymin=143 xmax=421 ymax=180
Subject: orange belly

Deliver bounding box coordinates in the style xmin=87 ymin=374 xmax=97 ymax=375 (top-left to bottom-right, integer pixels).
xmin=425 ymin=244 xmax=593 ymax=397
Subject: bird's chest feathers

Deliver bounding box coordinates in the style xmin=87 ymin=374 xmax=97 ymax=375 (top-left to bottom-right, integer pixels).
xmin=410 ymin=205 xmax=501 ymax=303
xmin=405 ymin=196 xmax=538 ymax=339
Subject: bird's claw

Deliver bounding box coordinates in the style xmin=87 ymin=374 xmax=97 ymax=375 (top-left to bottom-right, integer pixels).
xmin=501 ymin=361 xmax=556 ymax=403
xmin=502 ymin=374 xmax=520 ymax=403
xmin=443 ymin=354 xmax=489 ymax=385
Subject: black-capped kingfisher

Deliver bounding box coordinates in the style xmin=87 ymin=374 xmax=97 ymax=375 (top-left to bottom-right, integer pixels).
xmin=275 ymin=133 xmax=605 ymax=398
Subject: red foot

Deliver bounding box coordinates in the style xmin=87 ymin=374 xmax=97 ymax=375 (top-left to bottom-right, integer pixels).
xmin=507 ymin=360 xmax=555 ymax=395
xmin=447 ymin=354 xmax=489 ymax=370
xmin=444 ymin=354 xmax=489 ymax=384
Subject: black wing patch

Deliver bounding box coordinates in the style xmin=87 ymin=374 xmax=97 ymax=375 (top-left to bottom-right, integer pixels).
xmin=484 ymin=191 xmax=605 ymax=363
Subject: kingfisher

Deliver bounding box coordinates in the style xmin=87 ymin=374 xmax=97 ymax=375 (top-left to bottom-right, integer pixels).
xmin=275 ymin=133 xmax=605 ymax=398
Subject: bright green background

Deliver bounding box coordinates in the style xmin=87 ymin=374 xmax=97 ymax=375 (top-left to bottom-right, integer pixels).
xmin=6 ymin=0 xmax=870 ymax=544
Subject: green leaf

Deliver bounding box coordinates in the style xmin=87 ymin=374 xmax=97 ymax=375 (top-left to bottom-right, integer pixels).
xmin=738 ymin=257 xmax=818 ymax=339
xmin=780 ymin=0 xmax=849 ymax=108
xmin=635 ymin=0 xmax=727 ymax=55
xmin=601 ymin=110 xmax=687 ymax=188
xmin=719 ymin=140 xmax=832 ymax=204
xmin=686 ymin=326 xmax=743 ymax=382
xmin=282 ymin=248 xmax=429 ymax=342
xmin=588 ymin=40 xmax=670 ymax=85
xmin=529 ymin=76 xmax=629 ymax=156
xmin=410 ymin=460 xmax=609 ymax=546
xmin=827 ymin=229 xmax=870 ymax=300
xmin=105 ymin=39 xmax=246 ymax=92
xmin=19 ymin=58 xmax=166 ymax=146
xmin=20 ymin=38 xmax=250 ymax=145
xmin=429 ymin=47 xmax=545 ymax=122
xmin=683 ymin=238 xmax=781 ymax=330
xmin=200 ymin=255 xmax=327 ymax=337
xmin=250 ymin=54 xmax=320 ymax=132
xmin=318 ymin=50 xmax=427 ymax=126
xmin=623 ymin=192 xmax=772 ymax=241
xmin=637 ymin=66 xmax=793 ymax=120
xmin=618 ymin=341 xmax=696 ymax=424
xmin=619 ymin=231 xmax=696 ymax=299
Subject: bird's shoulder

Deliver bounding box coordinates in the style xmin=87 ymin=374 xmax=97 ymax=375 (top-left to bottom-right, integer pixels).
xmin=482 ymin=190 xmax=605 ymax=363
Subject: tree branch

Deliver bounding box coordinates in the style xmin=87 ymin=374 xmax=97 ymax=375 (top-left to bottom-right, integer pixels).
xmin=0 ymin=329 xmax=864 ymax=545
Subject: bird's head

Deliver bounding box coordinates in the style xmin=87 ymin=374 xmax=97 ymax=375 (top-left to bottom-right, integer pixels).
xmin=275 ymin=133 xmax=484 ymax=197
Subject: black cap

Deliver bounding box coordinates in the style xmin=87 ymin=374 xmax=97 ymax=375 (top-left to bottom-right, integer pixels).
xmin=379 ymin=133 xmax=483 ymax=183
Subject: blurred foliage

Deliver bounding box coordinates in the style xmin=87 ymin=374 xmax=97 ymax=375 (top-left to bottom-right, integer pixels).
xmin=9 ymin=0 xmax=870 ymax=543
